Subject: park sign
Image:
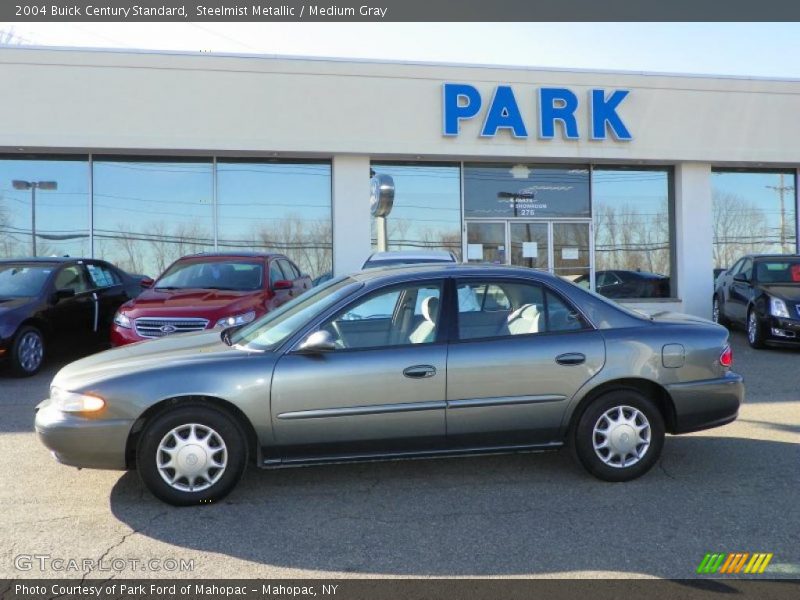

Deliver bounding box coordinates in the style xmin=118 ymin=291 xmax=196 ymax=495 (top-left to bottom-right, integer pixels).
xmin=442 ymin=83 xmax=632 ymax=141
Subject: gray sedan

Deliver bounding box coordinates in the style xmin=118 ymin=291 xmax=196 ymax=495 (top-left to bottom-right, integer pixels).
xmin=35 ymin=265 xmax=744 ymax=506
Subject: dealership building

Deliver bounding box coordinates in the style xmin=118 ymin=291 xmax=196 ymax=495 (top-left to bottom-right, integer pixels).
xmin=0 ymin=47 xmax=798 ymax=317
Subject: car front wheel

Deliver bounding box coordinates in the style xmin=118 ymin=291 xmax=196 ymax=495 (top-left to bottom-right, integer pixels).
xmin=747 ymin=308 xmax=766 ymax=349
xmin=10 ymin=325 xmax=46 ymax=377
xmin=574 ymin=390 xmax=665 ymax=482
xmin=137 ymin=405 xmax=248 ymax=506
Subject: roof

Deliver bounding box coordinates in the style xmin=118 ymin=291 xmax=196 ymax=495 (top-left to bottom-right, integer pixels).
xmin=365 ymin=250 xmax=456 ymax=262
xmin=351 ymin=262 xmax=558 ymax=285
xmin=746 ymin=254 xmax=800 ymax=260
xmin=0 ymin=257 xmax=85 ymax=264
xmin=183 ymin=252 xmax=284 ymax=259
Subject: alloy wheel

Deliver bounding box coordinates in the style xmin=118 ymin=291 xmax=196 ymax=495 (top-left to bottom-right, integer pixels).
xmin=748 ymin=312 xmax=757 ymax=344
xmin=156 ymin=423 xmax=228 ymax=492
xmin=17 ymin=331 xmax=44 ymax=373
xmin=712 ymin=298 xmax=720 ymax=323
xmin=592 ymin=405 xmax=651 ymax=468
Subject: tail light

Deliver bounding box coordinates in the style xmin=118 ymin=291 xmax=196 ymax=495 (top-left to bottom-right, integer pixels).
xmin=720 ymin=345 xmax=733 ymax=368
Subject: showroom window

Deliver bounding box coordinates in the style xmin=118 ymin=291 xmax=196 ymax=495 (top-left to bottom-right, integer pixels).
xmin=712 ymin=169 xmax=797 ymax=270
xmin=0 ymin=156 xmax=90 ymax=259
xmin=591 ymin=167 xmax=674 ymax=299
xmin=217 ymin=160 xmax=332 ymax=281
xmin=370 ymin=162 xmax=462 ymax=259
xmin=92 ymin=158 xmax=214 ymax=278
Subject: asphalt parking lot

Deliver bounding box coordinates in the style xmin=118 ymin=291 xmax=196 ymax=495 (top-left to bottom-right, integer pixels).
xmin=0 ymin=331 xmax=798 ymax=579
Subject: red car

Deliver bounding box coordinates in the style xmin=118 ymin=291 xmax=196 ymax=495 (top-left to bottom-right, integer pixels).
xmin=111 ymin=253 xmax=311 ymax=346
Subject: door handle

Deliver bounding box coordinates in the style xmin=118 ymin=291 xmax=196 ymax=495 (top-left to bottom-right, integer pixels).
xmin=555 ymin=353 xmax=586 ymax=366
xmin=403 ymin=365 xmax=437 ymax=379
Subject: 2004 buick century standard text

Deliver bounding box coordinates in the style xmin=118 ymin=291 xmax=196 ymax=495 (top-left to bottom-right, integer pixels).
xmin=35 ymin=265 xmax=744 ymax=506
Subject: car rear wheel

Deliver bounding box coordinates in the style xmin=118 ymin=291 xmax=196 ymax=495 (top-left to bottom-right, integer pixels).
xmin=712 ymin=295 xmax=729 ymax=327
xmin=10 ymin=325 xmax=45 ymax=377
xmin=747 ymin=308 xmax=766 ymax=349
xmin=573 ymin=390 xmax=665 ymax=482
xmin=137 ymin=405 xmax=248 ymax=506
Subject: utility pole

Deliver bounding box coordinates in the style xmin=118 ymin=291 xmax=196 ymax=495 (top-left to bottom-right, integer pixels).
xmin=767 ymin=174 xmax=795 ymax=253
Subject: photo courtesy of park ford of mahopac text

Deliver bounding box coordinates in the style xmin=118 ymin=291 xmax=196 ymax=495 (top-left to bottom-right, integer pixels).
xmin=0 ymin=3 xmax=799 ymax=600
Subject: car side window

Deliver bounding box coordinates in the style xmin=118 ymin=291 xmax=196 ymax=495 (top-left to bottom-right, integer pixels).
xmin=269 ymin=261 xmax=284 ymax=286
xmin=457 ymin=280 xmax=589 ymax=340
xmin=53 ymin=265 xmax=89 ymax=294
xmin=740 ymin=259 xmax=753 ymax=281
xmin=545 ymin=290 xmax=588 ymax=332
xmin=278 ymin=259 xmax=300 ymax=280
xmin=86 ymin=263 xmax=121 ymax=288
xmin=729 ymin=259 xmax=744 ymax=276
xmin=321 ymin=282 xmax=443 ymax=350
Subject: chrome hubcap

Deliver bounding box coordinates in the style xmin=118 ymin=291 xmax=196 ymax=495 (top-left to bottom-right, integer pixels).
xmin=748 ymin=313 xmax=757 ymax=343
xmin=712 ymin=299 xmax=720 ymax=323
xmin=156 ymin=423 xmax=227 ymax=492
xmin=17 ymin=331 xmax=43 ymax=372
xmin=593 ymin=405 xmax=651 ymax=468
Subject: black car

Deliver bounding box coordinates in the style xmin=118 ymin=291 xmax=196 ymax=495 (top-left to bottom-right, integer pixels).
xmin=0 ymin=258 xmax=150 ymax=376
xmin=713 ymin=254 xmax=800 ymax=348
xmin=575 ymin=270 xmax=670 ymax=299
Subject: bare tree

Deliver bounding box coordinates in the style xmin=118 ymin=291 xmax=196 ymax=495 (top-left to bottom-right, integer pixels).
xmin=712 ymin=191 xmax=770 ymax=269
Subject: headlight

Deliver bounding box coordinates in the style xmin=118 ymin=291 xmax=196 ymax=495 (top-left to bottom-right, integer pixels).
xmin=769 ymin=297 xmax=790 ymax=318
xmin=215 ymin=310 xmax=256 ymax=329
xmin=51 ymin=387 xmax=105 ymax=413
xmin=113 ymin=311 xmax=132 ymax=329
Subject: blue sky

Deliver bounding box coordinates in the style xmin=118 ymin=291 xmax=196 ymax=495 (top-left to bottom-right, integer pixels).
xmin=2 ymin=23 xmax=799 ymax=78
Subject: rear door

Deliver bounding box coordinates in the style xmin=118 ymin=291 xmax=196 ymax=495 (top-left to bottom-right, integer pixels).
xmin=85 ymin=261 xmax=128 ymax=341
xmin=446 ymin=278 xmax=606 ymax=447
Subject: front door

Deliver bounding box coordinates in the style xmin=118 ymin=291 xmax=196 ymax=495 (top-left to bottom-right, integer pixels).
xmin=467 ymin=220 xmax=593 ymax=287
xmin=270 ymin=280 xmax=448 ymax=460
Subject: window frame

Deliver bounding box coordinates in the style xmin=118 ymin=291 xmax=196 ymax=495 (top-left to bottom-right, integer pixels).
xmin=314 ymin=278 xmax=450 ymax=353
xmin=451 ymin=276 xmax=594 ymax=344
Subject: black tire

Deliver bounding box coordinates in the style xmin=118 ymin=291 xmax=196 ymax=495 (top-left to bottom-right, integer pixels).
xmin=9 ymin=325 xmax=46 ymax=377
xmin=573 ymin=389 xmax=665 ymax=482
xmin=746 ymin=308 xmax=766 ymax=349
xmin=137 ymin=405 xmax=248 ymax=506
xmin=712 ymin=295 xmax=730 ymax=328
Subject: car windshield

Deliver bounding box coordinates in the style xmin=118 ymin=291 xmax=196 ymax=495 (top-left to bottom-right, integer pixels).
xmin=229 ymin=276 xmax=361 ymax=350
xmin=0 ymin=264 xmax=54 ymax=298
xmin=755 ymin=259 xmax=800 ymax=284
xmin=156 ymin=260 xmax=264 ymax=291
xmin=363 ymin=258 xmax=453 ymax=269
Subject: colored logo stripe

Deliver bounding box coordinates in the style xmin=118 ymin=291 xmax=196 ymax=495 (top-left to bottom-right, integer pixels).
xmin=698 ymin=553 xmax=773 ymax=574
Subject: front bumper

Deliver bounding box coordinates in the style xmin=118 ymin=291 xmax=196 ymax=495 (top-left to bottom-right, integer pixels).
xmin=765 ymin=315 xmax=800 ymax=344
xmin=666 ymin=372 xmax=744 ymax=434
xmin=34 ymin=400 xmax=133 ymax=470
xmin=110 ymin=324 xmax=143 ymax=347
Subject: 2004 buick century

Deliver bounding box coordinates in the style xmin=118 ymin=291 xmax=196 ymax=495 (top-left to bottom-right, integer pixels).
xmin=35 ymin=265 xmax=744 ymax=506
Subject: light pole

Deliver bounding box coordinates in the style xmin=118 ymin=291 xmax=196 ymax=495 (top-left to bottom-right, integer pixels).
xmin=12 ymin=180 xmax=57 ymax=257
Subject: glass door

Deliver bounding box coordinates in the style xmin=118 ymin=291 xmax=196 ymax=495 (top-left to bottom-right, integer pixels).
xmin=552 ymin=222 xmax=591 ymax=282
xmin=510 ymin=222 xmax=549 ymax=270
xmin=466 ymin=222 xmax=506 ymax=264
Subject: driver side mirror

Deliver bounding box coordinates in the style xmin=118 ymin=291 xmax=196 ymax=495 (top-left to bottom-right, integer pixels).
xmin=53 ymin=288 xmax=76 ymax=302
xmin=273 ymin=279 xmax=293 ymax=291
xmin=140 ymin=277 xmax=154 ymax=288
xmin=733 ymin=273 xmax=749 ymax=283
xmin=296 ymin=330 xmax=336 ymax=354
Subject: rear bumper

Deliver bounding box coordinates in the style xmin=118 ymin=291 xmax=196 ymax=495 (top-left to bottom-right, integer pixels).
xmin=666 ymin=372 xmax=744 ymax=434
xmin=34 ymin=401 xmax=132 ymax=470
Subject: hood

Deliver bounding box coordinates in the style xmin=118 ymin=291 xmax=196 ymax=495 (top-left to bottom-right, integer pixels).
xmin=123 ymin=288 xmax=262 ymax=318
xmin=759 ymin=284 xmax=800 ymax=302
xmin=53 ymin=330 xmax=251 ymax=390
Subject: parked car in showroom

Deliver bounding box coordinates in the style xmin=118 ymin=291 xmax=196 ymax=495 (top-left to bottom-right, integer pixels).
xmin=713 ymin=253 xmax=800 ymax=348
xmin=0 ymin=257 xmax=149 ymax=376
xmin=111 ymin=252 xmax=311 ymax=346
xmin=574 ymin=270 xmax=670 ymax=299
xmin=36 ymin=264 xmax=742 ymax=506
